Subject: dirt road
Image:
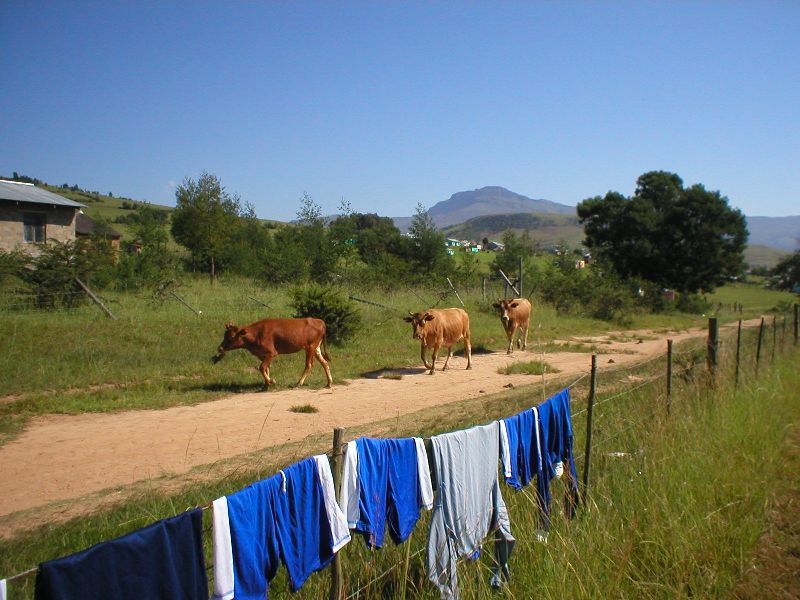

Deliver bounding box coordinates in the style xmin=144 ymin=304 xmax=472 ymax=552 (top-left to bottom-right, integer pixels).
xmin=0 ymin=320 xmax=753 ymax=525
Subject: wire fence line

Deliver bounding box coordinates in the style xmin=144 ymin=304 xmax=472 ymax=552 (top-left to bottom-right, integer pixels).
xmin=2 ymin=313 xmax=797 ymax=596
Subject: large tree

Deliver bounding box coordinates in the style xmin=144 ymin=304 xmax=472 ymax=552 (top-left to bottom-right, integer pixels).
xmin=577 ymin=171 xmax=748 ymax=293
xmin=171 ymin=173 xmax=244 ymax=277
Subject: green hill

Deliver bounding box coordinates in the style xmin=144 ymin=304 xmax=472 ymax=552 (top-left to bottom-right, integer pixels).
xmin=442 ymin=212 xmax=584 ymax=247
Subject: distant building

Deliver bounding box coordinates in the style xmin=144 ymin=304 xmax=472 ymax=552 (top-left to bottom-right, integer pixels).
xmin=75 ymin=212 xmax=123 ymax=251
xmin=0 ymin=180 xmax=84 ymax=257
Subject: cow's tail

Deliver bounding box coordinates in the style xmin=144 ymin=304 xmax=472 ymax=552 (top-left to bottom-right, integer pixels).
xmin=321 ymin=328 xmax=332 ymax=363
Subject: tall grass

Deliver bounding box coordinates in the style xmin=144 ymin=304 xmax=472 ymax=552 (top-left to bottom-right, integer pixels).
xmin=1 ymin=317 xmax=797 ymax=599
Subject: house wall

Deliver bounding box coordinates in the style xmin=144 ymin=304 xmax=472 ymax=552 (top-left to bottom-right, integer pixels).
xmin=0 ymin=203 xmax=78 ymax=257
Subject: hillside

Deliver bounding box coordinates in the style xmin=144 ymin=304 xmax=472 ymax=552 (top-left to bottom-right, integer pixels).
xmin=442 ymin=212 xmax=584 ymax=247
xmin=744 ymin=245 xmax=789 ymax=270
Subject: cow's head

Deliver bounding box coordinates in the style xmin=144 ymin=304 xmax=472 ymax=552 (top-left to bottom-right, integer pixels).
xmin=403 ymin=312 xmax=434 ymax=340
xmin=212 ymin=322 xmax=249 ymax=362
xmin=493 ymin=299 xmax=520 ymax=324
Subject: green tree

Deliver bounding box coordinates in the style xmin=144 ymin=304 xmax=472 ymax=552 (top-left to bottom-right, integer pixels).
xmin=170 ymin=173 xmax=244 ymax=278
xmin=770 ymin=250 xmax=800 ymax=292
xmin=577 ymin=171 xmax=748 ymax=293
xmin=295 ymin=192 xmax=337 ymax=283
xmin=406 ymin=203 xmax=452 ymax=279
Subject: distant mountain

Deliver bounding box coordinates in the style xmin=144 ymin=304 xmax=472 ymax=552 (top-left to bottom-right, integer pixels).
xmin=429 ymin=186 xmax=574 ymax=228
xmin=393 ymin=186 xmax=574 ymax=231
xmin=745 ymin=216 xmax=800 ymax=252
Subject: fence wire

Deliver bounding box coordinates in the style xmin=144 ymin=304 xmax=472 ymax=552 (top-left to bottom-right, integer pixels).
xmin=3 ymin=313 xmax=797 ymax=595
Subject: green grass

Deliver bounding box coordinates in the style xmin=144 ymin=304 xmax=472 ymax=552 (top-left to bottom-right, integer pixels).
xmin=499 ymin=359 xmax=561 ymax=375
xmin=1 ymin=277 xmax=795 ymax=445
xmin=0 ymin=312 xmax=796 ymax=598
xmin=289 ymin=404 xmax=319 ymax=414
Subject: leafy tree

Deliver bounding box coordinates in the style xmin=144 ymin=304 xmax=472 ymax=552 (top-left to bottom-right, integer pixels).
xmin=577 ymin=171 xmax=747 ymax=293
xmin=406 ymin=203 xmax=452 ymax=279
xmin=770 ymin=250 xmax=800 ymax=292
xmin=170 ymin=173 xmax=245 ymax=278
xmin=294 ymin=192 xmax=338 ymax=283
xmin=261 ymin=225 xmax=309 ymax=283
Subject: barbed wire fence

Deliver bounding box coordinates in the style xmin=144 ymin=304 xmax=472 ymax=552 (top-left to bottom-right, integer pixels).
xmin=2 ymin=308 xmax=798 ymax=599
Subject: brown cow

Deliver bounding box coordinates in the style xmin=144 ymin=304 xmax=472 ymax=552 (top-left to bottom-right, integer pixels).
xmin=212 ymin=317 xmax=333 ymax=389
xmin=493 ymin=298 xmax=531 ymax=354
xmin=403 ymin=308 xmax=472 ymax=375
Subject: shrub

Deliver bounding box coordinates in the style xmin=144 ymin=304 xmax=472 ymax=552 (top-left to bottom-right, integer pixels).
xmin=290 ymin=285 xmax=362 ymax=344
xmin=676 ymin=292 xmax=710 ymax=314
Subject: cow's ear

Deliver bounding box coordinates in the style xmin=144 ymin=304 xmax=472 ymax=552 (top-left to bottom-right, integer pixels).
xmin=492 ymin=302 xmax=500 ymax=308
xmin=403 ymin=316 xmax=414 ymax=323
xmin=423 ymin=313 xmax=435 ymax=322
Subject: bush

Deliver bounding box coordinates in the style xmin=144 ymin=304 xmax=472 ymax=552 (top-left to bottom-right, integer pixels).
xmin=290 ymin=285 xmax=362 ymax=344
xmin=676 ymin=292 xmax=710 ymax=314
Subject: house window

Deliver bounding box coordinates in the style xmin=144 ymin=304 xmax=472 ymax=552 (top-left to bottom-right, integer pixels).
xmin=23 ymin=212 xmax=46 ymax=243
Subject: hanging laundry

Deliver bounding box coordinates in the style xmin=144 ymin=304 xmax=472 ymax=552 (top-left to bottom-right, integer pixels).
xmin=34 ymin=509 xmax=207 ymax=600
xmin=427 ymin=421 xmax=515 ymax=599
xmin=339 ymin=437 xmax=433 ymax=548
xmin=499 ymin=406 xmax=549 ymax=527
xmin=0 ymin=578 xmax=6 ymax=600
xmin=213 ymin=455 xmax=350 ymax=600
xmin=537 ymin=388 xmax=580 ymax=518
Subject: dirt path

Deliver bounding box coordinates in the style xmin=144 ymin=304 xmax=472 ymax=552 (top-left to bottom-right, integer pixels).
xmin=0 ymin=320 xmax=756 ymax=524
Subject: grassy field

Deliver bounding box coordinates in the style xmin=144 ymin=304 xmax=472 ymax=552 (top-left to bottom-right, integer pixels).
xmin=0 ymin=295 xmax=797 ymax=598
xmin=0 ymin=278 xmax=795 ymax=443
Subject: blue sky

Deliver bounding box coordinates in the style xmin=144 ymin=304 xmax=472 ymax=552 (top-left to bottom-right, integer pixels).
xmin=2 ymin=1 xmax=798 ymax=221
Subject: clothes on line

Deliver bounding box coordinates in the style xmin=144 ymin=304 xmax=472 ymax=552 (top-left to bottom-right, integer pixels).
xmin=34 ymin=509 xmax=207 ymax=600
xmin=340 ymin=436 xmax=433 ymax=548
xmin=537 ymin=388 xmax=580 ymax=518
xmin=213 ymin=455 xmax=350 ymax=600
xmin=427 ymin=421 xmax=515 ymax=600
xmin=18 ymin=385 xmax=579 ymax=600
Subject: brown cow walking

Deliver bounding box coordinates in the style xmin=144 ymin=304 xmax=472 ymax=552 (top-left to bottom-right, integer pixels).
xmin=212 ymin=317 xmax=333 ymax=389
xmin=403 ymin=308 xmax=472 ymax=375
xmin=493 ymin=298 xmax=531 ymax=354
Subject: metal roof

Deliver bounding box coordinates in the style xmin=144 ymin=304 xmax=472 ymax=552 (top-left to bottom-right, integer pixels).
xmin=0 ymin=180 xmax=85 ymax=208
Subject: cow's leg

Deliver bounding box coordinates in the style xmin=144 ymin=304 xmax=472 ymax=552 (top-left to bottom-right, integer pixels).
xmin=442 ymin=346 xmax=453 ymax=371
xmin=314 ymin=344 xmax=333 ymax=388
xmin=420 ymin=344 xmax=432 ymax=369
xmin=429 ymin=344 xmax=439 ymax=374
xmin=297 ymin=347 xmax=315 ymax=386
xmin=521 ymin=322 xmax=529 ymax=351
xmin=259 ymin=353 xmax=277 ymax=388
xmin=506 ymin=325 xmax=514 ymax=354
xmin=464 ymin=331 xmax=472 ymax=370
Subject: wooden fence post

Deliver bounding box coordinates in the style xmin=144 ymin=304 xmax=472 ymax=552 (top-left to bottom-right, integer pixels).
xmin=74 ymin=277 xmax=117 ymax=320
xmin=666 ymin=340 xmax=673 ymax=414
xmin=795 ymin=304 xmax=798 ymax=345
xmin=330 ymin=428 xmax=346 ymax=600
xmin=518 ymin=257 xmax=524 ymax=299
xmin=756 ymin=317 xmax=765 ymax=374
xmin=582 ymin=355 xmax=597 ymax=503
xmin=707 ymin=317 xmax=718 ymax=380
xmin=772 ymin=315 xmax=777 ymax=362
xmin=735 ymin=320 xmax=742 ymax=390
xmin=482 ymin=277 xmax=487 ymax=302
